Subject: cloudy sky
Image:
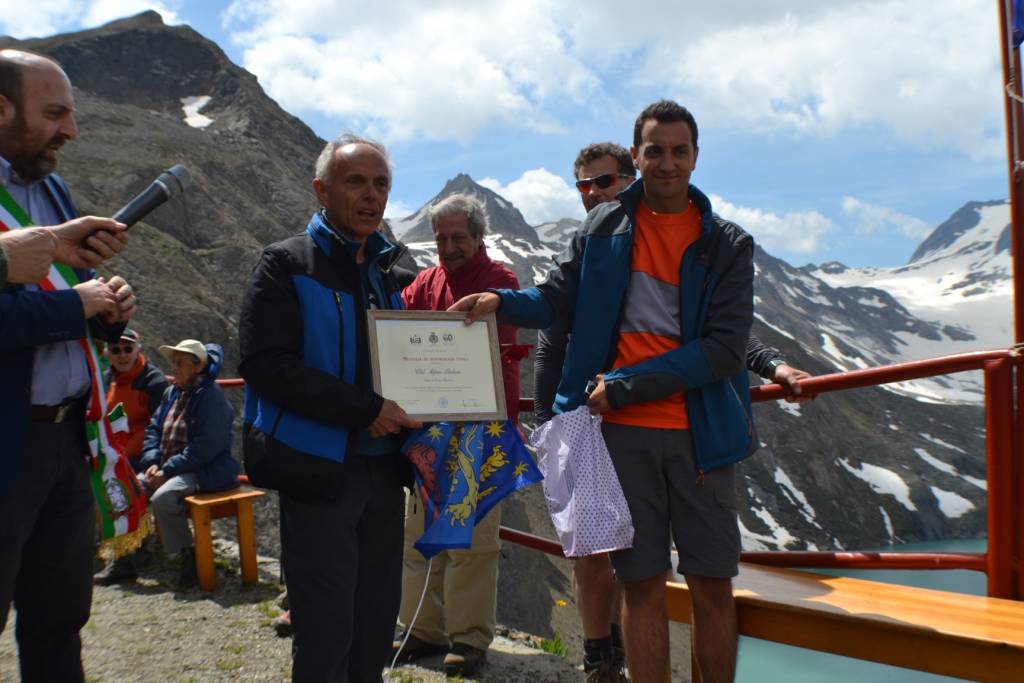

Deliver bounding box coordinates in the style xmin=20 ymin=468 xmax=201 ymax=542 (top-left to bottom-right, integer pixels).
xmin=2 ymin=0 xmax=1011 ymax=267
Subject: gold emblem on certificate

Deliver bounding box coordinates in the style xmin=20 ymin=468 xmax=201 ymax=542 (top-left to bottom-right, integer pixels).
xmin=367 ymin=310 xmax=506 ymax=422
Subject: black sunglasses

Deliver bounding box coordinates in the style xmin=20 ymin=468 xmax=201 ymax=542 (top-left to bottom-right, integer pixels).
xmin=575 ymin=172 xmax=633 ymax=194
xmin=108 ymin=344 xmax=136 ymax=355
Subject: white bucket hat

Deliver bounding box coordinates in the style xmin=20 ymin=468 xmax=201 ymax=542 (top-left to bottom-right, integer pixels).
xmin=158 ymin=339 xmax=207 ymax=367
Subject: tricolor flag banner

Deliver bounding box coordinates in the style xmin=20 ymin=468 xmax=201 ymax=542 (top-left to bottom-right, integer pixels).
xmin=403 ymin=420 xmax=543 ymax=559
xmin=0 ymin=185 xmax=150 ymax=560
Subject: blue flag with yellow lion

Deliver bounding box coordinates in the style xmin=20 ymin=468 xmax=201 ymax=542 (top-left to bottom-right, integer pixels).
xmin=403 ymin=420 xmax=542 ymax=559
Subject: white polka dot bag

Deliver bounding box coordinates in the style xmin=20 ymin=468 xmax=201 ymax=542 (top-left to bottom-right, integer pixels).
xmin=529 ymin=406 xmax=634 ymax=557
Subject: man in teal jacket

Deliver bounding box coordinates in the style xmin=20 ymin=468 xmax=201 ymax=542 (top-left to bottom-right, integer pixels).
xmin=452 ymin=100 xmax=753 ymax=683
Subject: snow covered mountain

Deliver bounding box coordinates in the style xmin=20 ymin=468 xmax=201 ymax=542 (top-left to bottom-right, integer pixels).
xmin=394 ymin=173 xmax=542 ymax=246
xmin=392 ymin=175 xmax=997 ymax=551
xmin=805 ymin=200 xmax=1012 ymax=404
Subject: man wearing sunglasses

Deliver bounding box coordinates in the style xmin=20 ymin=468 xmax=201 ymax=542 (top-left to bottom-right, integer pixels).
xmin=103 ymin=329 xmax=170 ymax=467
xmin=536 ymin=143 xmax=812 ymax=681
xmin=92 ymin=329 xmax=170 ymax=586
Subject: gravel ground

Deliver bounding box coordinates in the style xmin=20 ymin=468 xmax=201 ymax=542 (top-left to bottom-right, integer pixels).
xmin=2 ymin=489 xmax=693 ymax=682
xmin=0 ymin=537 xmax=583 ymax=682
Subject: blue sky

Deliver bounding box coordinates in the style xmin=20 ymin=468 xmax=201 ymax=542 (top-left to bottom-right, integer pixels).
xmin=2 ymin=0 xmax=1010 ymax=268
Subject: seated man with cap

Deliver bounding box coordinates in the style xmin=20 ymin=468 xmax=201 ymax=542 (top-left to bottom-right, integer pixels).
xmin=138 ymin=338 xmax=238 ymax=589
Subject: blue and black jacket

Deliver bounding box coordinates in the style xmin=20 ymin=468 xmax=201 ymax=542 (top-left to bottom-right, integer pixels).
xmin=0 ymin=174 xmax=125 ymax=493
xmin=238 ymin=211 xmax=408 ymax=501
xmin=138 ymin=343 xmax=238 ymax=492
xmin=497 ymin=181 xmax=758 ymax=473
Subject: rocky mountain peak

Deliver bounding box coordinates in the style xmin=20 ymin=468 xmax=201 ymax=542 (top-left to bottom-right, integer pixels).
xmin=393 ymin=173 xmax=540 ymax=247
xmin=442 ymin=173 xmax=477 ymax=192
xmin=910 ymin=199 xmax=1007 ymax=263
xmin=816 ymin=260 xmax=849 ymax=274
xmin=1 ymin=12 xmax=320 ymax=153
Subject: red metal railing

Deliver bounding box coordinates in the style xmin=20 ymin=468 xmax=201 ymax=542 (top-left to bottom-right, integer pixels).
xmin=219 ymin=346 xmax=1023 ymax=598
xmin=493 ymin=349 xmax=1024 ymax=598
xmin=742 ymin=349 xmax=1022 ymax=599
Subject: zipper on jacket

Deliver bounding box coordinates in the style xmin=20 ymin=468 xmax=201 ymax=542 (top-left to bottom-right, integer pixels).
xmin=334 ymin=290 xmax=347 ymax=383
xmin=380 ymin=243 xmax=408 ymax=275
xmin=603 ymin=235 xmax=635 ymax=371
xmin=728 ymin=380 xmax=754 ymax=437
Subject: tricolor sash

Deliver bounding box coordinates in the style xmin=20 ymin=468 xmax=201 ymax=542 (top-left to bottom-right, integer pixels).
xmin=0 ymin=184 xmax=150 ymax=560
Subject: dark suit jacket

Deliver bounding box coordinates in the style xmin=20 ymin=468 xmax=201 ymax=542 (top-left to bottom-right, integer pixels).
xmin=0 ymin=174 xmax=124 ymax=492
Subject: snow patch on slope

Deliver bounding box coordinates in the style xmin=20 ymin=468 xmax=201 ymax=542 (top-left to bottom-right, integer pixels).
xmin=180 ymin=96 xmax=213 ymax=128
xmin=930 ymin=486 xmax=974 ymax=518
xmin=839 ymin=458 xmax=917 ymax=510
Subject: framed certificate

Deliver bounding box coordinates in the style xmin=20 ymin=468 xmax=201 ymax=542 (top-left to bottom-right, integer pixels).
xmin=367 ymin=310 xmax=507 ymax=422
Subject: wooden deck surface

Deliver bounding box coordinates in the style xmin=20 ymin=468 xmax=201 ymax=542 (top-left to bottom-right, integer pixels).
xmin=665 ymin=563 xmax=1024 ymax=682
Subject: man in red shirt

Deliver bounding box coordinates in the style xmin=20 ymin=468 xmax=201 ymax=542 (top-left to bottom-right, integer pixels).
xmin=395 ymin=193 xmax=520 ymax=677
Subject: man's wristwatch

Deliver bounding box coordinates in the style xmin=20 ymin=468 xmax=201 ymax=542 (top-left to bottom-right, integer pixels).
xmin=767 ymin=358 xmax=786 ymax=378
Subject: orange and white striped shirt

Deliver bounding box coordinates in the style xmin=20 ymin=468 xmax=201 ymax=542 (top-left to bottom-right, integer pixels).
xmin=603 ymin=199 xmax=701 ymax=429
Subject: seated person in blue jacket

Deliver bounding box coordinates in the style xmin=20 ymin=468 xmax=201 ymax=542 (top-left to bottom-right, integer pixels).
xmin=139 ymin=338 xmax=238 ymax=588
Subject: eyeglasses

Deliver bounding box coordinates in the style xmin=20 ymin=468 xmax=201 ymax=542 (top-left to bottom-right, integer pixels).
xmin=108 ymin=344 xmax=135 ymax=355
xmin=575 ymin=173 xmax=633 ymax=194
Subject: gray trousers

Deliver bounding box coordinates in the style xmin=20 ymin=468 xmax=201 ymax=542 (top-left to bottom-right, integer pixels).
xmin=148 ymin=473 xmax=199 ymax=556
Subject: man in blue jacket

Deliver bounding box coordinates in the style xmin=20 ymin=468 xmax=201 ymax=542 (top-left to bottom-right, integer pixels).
xmin=239 ymin=133 xmax=421 ymax=683
xmin=535 ymin=141 xmax=813 ymax=682
xmin=0 ymin=49 xmax=136 ymax=682
xmin=453 ymin=100 xmax=753 ymax=683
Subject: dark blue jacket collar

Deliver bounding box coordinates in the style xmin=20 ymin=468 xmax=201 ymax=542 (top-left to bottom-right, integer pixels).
xmin=306 ymin=209 xmax=397 ymax=266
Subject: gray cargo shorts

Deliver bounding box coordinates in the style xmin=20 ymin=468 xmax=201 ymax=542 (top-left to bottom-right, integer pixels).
xmin=602 ymin=422 xmax=740 ymax=582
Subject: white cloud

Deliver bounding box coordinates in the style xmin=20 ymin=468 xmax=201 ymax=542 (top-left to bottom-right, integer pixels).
xmin=222 ymin=0 xmax=1000 ymax=155
xmin=0 ymin=0 xmax=178 ymax=38
xmin=0 ymin=0 xmax=79 ymax=38
xmin=711 ymin=194 xmax=837 ymax=254
xmin=226 ymin=0 xmax=597 ymax=142
xmin=82 ymin=0 xmax=180 ymax=27
xmin=479 ymin=168 xmax=584 ymax=225
xmin=383 ymin=199 xmax=415 ymax=220
xmin=652 ymin=0 xmax=1001 ymax=158
xmin=841 ymin=196 xmax=932 ymax=238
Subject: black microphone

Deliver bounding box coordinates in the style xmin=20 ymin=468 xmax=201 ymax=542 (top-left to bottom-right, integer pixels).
xmin=112 ymin=165 xmax=192 ymax=228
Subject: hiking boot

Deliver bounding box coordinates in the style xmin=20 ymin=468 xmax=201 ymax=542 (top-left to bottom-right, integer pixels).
xmin=584 ymin=659 xmax=629 ymax=683
xmin=392 ymin=633 xmax=447 ymax=663
xmin=93 ymin=555 xmax=138 ymax=585
xmin=177 ymin=547 xmax=198 ymax=590
xmin=444 ymin=642 xmax=487 ymax=677
xmin=273 ymin=610 xmax=293 ymax=638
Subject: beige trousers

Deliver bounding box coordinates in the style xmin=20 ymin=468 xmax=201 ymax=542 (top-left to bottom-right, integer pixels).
xmin=397 ymin=491 xmax=501 ymax=651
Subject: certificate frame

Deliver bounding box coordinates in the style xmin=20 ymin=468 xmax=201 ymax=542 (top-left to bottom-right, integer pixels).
xmin=367 ymin=310 xmax=507 ymax=422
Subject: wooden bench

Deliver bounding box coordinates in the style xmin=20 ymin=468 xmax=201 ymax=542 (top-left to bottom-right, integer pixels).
xmin=665 ymin=562 xmax=1024 ymax=682
xmin=184 ymin=487 xmax=266 ymax=592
